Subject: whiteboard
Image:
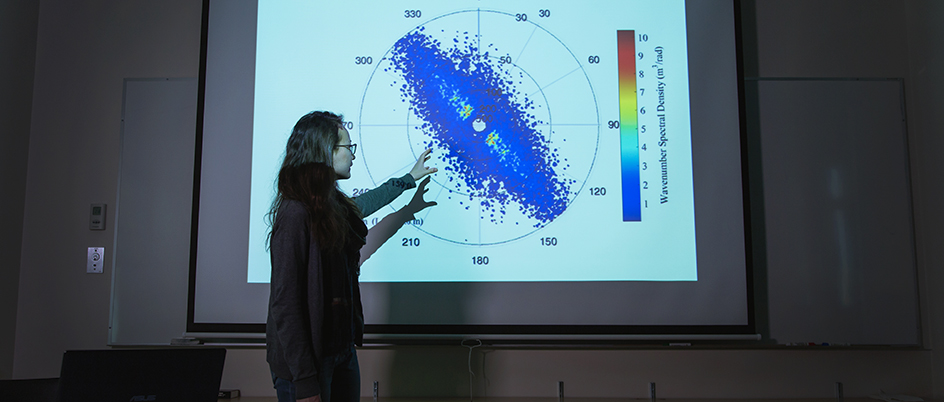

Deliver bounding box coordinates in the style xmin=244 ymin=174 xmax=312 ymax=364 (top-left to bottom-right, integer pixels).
xmin=757 ymin=78 xmax=920 ymax=345
xmin=109 ymin=78 xmax=197 ymax=345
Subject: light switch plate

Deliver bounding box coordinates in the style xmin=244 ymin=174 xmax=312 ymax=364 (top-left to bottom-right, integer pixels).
xmin=87 ymin=247 xmax=104 ymax=273
xmin=89 ymin=203 xmax=106 ymax=230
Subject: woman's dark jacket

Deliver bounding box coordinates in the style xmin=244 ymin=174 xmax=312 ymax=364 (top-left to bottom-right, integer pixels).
xmin=266 ymin=170 xmax=416 ymax=399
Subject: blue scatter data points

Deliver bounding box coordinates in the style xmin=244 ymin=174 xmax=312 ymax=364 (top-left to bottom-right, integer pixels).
xmin=388 ymin=27 xmax=575 ymax=227
xmin=357 ymin=9 xmax=600 ymax=245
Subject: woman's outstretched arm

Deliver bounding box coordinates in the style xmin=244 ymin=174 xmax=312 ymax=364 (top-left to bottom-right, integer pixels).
xmin=359 ymin=176 xmax=437 ymax=265
xmin=354 ymin=149 xmax=438 ymax=216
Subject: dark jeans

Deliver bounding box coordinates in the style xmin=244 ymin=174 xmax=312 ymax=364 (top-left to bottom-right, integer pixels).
xmin=272 ymin=346 xmax=360 ymax=402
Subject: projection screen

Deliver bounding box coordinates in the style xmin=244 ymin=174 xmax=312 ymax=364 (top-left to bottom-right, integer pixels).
xmin=189 ymin=0 xmax=755 ymax=341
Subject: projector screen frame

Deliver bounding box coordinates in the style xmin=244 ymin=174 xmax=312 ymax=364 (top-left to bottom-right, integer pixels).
xmin=186 ymin=0 xmax=759 ymax=343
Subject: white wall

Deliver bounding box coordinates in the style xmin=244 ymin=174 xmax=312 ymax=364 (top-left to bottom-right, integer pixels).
xmin=13 ymin=0 xmax=201 ymax=378
xmin=11 ymin=0 xmax=944 ymax=398
xmin=0 ymin=0 xmax=40 ymax=380
xmin=903 ymin=0 xmax=944 ymax=396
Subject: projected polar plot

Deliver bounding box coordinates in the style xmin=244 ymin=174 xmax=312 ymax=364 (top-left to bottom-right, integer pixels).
xmin=358 ymin=9 xmax=599 ymax=245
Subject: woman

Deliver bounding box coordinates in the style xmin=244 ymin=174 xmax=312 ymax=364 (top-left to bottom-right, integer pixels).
xmin=266 ymin=111 xmax=436 ymax=402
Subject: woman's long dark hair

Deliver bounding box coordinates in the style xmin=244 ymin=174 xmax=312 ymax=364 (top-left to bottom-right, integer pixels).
xmin=266 ymin=111 xmax=361 ymax=252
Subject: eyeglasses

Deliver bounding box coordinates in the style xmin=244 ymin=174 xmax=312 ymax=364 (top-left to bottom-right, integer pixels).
xmin=337 ymin=143 xmax=357 ymax=155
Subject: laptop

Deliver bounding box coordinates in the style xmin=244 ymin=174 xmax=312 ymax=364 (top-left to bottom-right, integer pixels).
xmin=58 ymin=348 xmax=226 ymax=402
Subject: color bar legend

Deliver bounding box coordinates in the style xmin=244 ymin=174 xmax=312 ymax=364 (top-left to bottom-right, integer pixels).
xmin=618 ymin=30 xmax=641 ymax=221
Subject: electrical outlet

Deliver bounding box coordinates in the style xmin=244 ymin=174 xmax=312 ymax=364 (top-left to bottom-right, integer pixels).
xmin=87 ymin=247 xmax=104 ymax=273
